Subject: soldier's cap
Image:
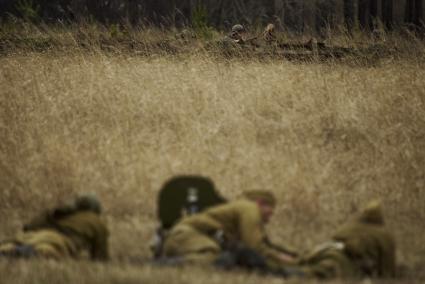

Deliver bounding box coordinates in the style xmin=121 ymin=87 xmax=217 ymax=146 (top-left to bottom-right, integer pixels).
xmin=74 ymin=192 xmax=102 ymax=214
xmin=356 ymin=200 xmax=384 ymax=225
xmin=242 ymin=190 xmax=276 ymax=206
xmin=231 ymin=24 xmax=245 ymax=33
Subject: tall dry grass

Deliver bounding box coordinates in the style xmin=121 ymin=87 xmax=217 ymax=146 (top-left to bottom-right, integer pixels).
xmin=0 ymin=26 xmax=424 ymax=283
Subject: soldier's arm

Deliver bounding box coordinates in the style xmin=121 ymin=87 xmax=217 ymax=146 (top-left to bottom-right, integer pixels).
xmin=24 ymin=204 xmax=76 ymax=231
xmin=378 ymin=234 xmax=397 ymax=277
xmin=91 ymin=223 xmax=109 ymax=261
xmin=264 ymin=236 xmax=299 ymax=257
xmin=182 ymin=214 xmax=223 ymax=234
xmin=238 ymin=203 xmax=295 ymax=266
xmin=23 ymin=210 xmax=53 ymax=231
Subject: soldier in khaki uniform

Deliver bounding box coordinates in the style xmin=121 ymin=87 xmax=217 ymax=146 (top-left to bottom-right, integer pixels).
xmin=298 ymin=201 xmax=396 ymax=279
xmin=225 ymin=24 xmax=247 ymax=44
xmin=262 ymin=23 xmax=276 ymax=43
xmin=0 ymin=193 xmax=109 ymax=261
xmin=163 ymin=190 xmax=296 ymax=268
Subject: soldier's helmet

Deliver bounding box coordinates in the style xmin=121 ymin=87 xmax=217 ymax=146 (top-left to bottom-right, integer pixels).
xmin=74 ymin=192 xmax=102 ymax=214
xmin=231 ymin=24 xmax=245 ymax=33
xmin=356 ymin=200 xmax=384 ymax=225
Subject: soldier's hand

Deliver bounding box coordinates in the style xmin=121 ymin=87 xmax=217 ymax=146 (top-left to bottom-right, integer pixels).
xmin=277 ymin=252 xmax=297 ymax=264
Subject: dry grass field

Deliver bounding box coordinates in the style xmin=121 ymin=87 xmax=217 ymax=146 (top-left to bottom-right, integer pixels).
xmin=0 ymin=26 xmax=424 ymax=283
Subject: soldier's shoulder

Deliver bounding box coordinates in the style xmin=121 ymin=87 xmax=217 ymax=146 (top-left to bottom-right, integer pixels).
xmin=207 ymin=199 xmax=256 ymax=213
xmin=334 ymin=221 xmax=393 ymax=241
xmin=69 ymin=210 xmax=100 ymax=219
xmin=229 ymin=199 xmax=258 ymax=211
xmin=62 ymin=211 xmax=107 ymax=227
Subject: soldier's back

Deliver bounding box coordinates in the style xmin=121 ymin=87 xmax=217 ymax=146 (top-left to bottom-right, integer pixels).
xmin=332 ymin=222 xmax=396 ymax=277
xmin=56 ymin=211 xmax=109 ymax=260
xmin=57 ymin=211 xmax=107 ymax=234
xmin=181 ymin=200 xmax=259 ymax=235
xmin=299 ymin=201 xmax=396 ymax=279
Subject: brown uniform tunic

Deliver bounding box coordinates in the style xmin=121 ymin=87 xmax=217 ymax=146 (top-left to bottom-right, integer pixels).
xmin=299 ymin=203 xmax=396 ymax=279
xmin=0 ymin=211 xmax=109 ymax=261
xmin=163 ymin=199 xmax=288 ymax=267
xmin=55 ymin=211 xmax=109 ymax=260
xmin=225 ymin=31 xmax=244 ymax=44
xmin=262 ymin=24 xmax=276 ymax=43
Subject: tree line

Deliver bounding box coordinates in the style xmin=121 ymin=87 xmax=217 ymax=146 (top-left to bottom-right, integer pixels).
xmin=0 ymin=0 xmax=423 ymax=33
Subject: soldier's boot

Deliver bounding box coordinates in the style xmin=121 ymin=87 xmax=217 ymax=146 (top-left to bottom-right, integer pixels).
xmin=0 ymin=242 xmax=37 ymax=258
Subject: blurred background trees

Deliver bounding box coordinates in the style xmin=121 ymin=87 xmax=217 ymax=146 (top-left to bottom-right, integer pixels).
xmin=0 ymin=0 xmax=423 ymax=33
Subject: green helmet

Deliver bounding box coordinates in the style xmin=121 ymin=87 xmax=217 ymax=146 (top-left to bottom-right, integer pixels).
xmin=74 ymin=192 xmax=102 ymax=214
xmin=231 ymin=24 xmax=245 ymax=33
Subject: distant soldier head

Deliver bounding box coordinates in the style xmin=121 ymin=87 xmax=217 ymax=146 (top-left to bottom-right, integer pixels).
xmin=263 ymin=23 xmax=276 ymax=42
xmin=228 ymin=24 xmax=247 ymax=43
xmin=74 ymin=192 xmax=102 ymax=214
xmin=242 ymin=190 xmax=276 ymax=224
xmin=265 ymin=23 xmax=275 ymax=33
xmin=231 ymin=24 xmax=246 ymax=34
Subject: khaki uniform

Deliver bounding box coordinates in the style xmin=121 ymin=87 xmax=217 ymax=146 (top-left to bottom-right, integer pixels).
xmin=0 ymin=229 xmax=77 ymax=259
xmin=262 ymin=24 xmax=276 ymax=43
xmin=225 ymin=31 xmax=244 ymax=44
xmin=224 ymin=24 xmax=246 ymax=44
xmin=0 ymin=211 xmax=109 ymax=261
xmin=163 ymin=199 xmax=288 ymax=267
xmin=299 ymin=203 xmax=396 ymax=279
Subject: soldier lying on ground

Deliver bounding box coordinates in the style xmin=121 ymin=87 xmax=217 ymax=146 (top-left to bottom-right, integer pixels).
xmin=298 ymin=201 xmax=396 ymax=279
xmin=225 ymin=23 xmax=274 ymax=46
xmin=161 ymin=190 xmax=297 ymax=270
xmin=0 ymin=193 xmax=109 ymax=261
xmin=225 ymin=24 xmax=247 ymax=44
xmin=223 ymin=24 xmax=262 ymax=45
xmin=210 ymin=200 xmax=397 ymax=280
xmin=223 ymin=23 xmax=321 ymax=51
xmin=159 ymin=187 xmax=397 ymax=281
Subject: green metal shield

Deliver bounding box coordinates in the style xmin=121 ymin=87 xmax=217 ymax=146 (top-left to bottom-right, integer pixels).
xmin=158 ymin=175 xmax=226 ymax=229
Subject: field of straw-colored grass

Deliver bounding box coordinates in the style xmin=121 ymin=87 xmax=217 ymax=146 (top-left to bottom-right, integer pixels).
xmin=0 ymin=34 xmax=424 ymax=283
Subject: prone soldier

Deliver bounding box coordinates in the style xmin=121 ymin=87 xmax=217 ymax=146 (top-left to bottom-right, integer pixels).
xmin=225 ymin=24 xmax=247 ymax=44
xmin=298 ymin=201 xmax=396 ymax=279
xmin=0 ymin=193 xmax=109 ymax=261
xmin=161 ymin=190 xmax=297 ymax=269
